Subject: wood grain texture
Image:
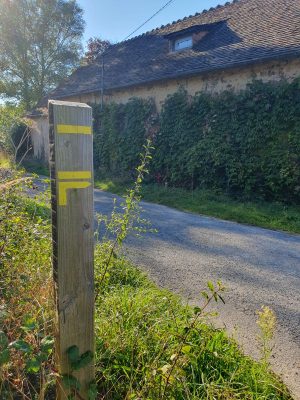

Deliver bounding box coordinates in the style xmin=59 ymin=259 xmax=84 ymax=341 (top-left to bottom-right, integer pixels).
xmin=48 ymin=100 xmax=94 ymax=399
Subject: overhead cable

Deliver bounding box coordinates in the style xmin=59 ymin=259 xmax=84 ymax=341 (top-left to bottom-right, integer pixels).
xmin=123 ymin=0 xmax=177 ymax=40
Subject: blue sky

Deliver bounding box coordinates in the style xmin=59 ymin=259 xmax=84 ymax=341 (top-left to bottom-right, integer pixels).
xmin=77 ymin=0 xmax=228 ymax=45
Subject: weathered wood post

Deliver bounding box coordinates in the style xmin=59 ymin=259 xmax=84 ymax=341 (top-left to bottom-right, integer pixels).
xmin=48 ymin=100 xmax=95 ymax=399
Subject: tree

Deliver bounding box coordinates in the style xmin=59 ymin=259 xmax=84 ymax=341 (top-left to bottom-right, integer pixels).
xmin=84 ymin=37 xmax=111 ymax=64
xmin=0 ymin=105 xmax=23 ymax=153
xmin=0 ymin=104 xmax=33 ymax=166
xmin=0 ymin=0 xmax=85 ymax=110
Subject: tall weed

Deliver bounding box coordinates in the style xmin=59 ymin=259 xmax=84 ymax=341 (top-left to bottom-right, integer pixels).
xmin=0 ymin=177 xmax=54 ymax=398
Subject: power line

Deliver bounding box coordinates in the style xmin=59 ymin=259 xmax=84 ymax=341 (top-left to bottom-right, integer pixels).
xmin=100 ymin=0 xmax=177 ymax=108
xmin=123 ymin=0 xmax=177 ymax=41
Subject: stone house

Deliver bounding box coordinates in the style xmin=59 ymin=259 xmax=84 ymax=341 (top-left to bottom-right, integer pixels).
xmin=29 ymin=0 xmax=300 ymax=160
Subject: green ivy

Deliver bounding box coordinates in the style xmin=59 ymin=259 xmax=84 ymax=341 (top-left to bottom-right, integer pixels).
xmin=92 ymin=98 xmax=156 ymax=179
xmin=93 ymin=79 xmax=300 ymax=203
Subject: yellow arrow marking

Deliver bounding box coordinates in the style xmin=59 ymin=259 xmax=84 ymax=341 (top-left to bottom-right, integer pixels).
xmin=58 ymin=171 xmax=92 ymax=180
xmin=56 ymin=124 xmax=92 ymax=135
xmin=58 ymin=181 xmax=91 ymax=206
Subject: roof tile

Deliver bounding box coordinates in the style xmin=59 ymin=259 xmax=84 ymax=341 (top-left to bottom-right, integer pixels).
xmin=40 ymin=0 xmax=300 ymax=106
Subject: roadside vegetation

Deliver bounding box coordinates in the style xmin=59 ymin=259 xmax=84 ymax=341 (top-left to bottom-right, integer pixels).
xmin=22 ymin=158 xmax=50 ymax=177
xmin=92 ymin=80 xmax=300 ymax=235
xmin=0 ymin=1 xmax=298 ymax=396
xmin=17 ymin=160 xmax=300 ymax=234
xmin=15 ymin=157 xmax=300 ymax=234
xmin=94 ymin=177 xmax=300 ymax=234
xmin=93 ymin=81 xmax=300 ymax=207
xmin=0 ymin=162 xmax=293 ymax=399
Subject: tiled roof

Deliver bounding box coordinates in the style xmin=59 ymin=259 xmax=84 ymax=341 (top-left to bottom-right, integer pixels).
xmin=39 ymin=0 xmax=300 ymax=106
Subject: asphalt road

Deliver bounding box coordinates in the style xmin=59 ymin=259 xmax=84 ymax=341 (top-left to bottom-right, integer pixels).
xmin=94 ymin=189 xmax=300 ymax=398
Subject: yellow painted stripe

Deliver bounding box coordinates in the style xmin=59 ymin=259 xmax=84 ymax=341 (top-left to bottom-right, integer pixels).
xmin=56 ymin=124 xmax=92 ymax=135
xmin=58 ymin=171 xmax=92 ymax=180
xmin=58 ymin=181 xmax=91 ymax=206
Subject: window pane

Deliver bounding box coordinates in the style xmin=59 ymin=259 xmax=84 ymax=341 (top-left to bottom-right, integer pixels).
xmin=174 ymin=36 xmax=192 ymax=50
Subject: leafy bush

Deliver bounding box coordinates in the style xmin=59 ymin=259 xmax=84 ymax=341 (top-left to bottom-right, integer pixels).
xmin=155 ymin=81 xmax=300 ymax=203
xmin=0 ymin=105 xmax=24 ymax=154
xmin=92 ymin=98 xmax=157 ymax=179
xmin=93 ymin=79 xmax=300 ymax=203
xmin=0 ymin=104 xmax=32 ymax=164
xmin=0 ymin=176 xmax=54 ymax=398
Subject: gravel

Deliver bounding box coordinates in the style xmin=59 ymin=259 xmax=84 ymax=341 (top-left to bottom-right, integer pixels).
xmin=94 ymin=189 xmax=300 ymax=399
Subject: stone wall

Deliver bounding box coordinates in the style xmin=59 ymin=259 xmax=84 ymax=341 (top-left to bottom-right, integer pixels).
xmin=63 ymin=58 xmax=300 ymax=110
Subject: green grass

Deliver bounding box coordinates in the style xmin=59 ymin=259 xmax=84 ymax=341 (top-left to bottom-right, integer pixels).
xmin=94 ymin=177 xmax=128 ymax=195
xmin=94 ymin=178 xmax=300 ymax=234
xmin=20 ymin=158 xmax=300 ymax=234
xmin=95 ymin=250 xmax=292 ymax=399
xmin=22 ymin=158 xmax=50 ymax=176
xmin=1 ymin=176 xmax=293 ymax=399
xmin=0 ymin=154 xmax=49 ymax=177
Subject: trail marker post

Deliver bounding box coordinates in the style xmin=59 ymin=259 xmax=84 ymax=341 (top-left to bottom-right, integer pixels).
xmin=48 ymin=100 xmax=95 ymax=399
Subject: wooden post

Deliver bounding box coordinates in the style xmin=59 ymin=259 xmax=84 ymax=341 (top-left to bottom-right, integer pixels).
xmin=48 ymin=100 xmax=94 ymax=399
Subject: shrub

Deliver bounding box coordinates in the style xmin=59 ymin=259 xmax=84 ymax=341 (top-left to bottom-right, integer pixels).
xmin=0 ymin=104 xmax=32 ymax=164
xmin=92 ymin=98 xmax=156 ymax=179
xmin=93 ymin=79 xmax=300 ymax=203
xmin=0 ymin=177 xmax=54 ymax=399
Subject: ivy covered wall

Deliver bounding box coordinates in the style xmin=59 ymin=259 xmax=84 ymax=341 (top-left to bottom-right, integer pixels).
xmin=93 ymin=98 xmax=156 ymax=179
xmin=93 ymin=79 xmax=300 ymax=203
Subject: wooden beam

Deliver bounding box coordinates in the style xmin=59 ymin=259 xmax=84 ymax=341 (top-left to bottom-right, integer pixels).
xmin=48 ymin=100 xmax=95 ymax=399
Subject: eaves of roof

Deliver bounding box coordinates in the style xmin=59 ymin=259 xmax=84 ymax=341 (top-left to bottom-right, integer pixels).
xmin=37 ymin=0 xmax=300 ymax=108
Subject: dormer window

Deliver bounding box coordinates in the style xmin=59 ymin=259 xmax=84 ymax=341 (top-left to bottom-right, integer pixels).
xmin=174 ymin=36 xmax=193 ymax=51
xmin=164 ymin=23 xmax=222 ymax=53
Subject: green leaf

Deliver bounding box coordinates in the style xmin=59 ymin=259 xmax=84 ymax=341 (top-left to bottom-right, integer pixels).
xmin=88 ymin=381 xmax=98 ymax=400
xmin=193 ymin=306 xmax=201 ymax=315
xmin=0 ymin=331 xmax=8 ymax=350
xmin=182 ymin=345 xmax=191 ymax=354
xmin=61 ymin=374 xmax=81 ymax=391
xmin=41 ymin=336 xmax=54 ymax=354
xmin=22 ymin=316 xmax=36 ymax=331
xmin=183 ymin=326 xmax=189 ymax=334
xmin=37 ymin=351 xmax=48 ymax=363
xmin=26 ymin=357 xmax=41 ymax=373
xmin=201 ymin=291 xmax=209 ymax=300
xmin=207 ymin=281 xmax=214 ymax=292
xmin=72 ymin=350 xmax=94 ymax=371
xmin=66 ymin=345 xmax=80 ymax=364
xmin=0 ymin=348 xmax=10 ymax=365
xmin=10 ymin=340 xmax=32 ymax=353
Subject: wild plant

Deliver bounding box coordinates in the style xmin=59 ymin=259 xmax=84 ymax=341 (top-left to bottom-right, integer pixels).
xmin=256 ymin=305 xmax=276 ymax=367
xmin=0 ymin=148 xmax=291 ymax=400
xmin=94 ymin=139 xmax=154 ymax=300
xmin=92 ymin=140 xmax=229 ymax=399
xmin=135 ymin=281 xmax=226 ymax=399
xmin=0 ymin=175 xmax=54 ymax=399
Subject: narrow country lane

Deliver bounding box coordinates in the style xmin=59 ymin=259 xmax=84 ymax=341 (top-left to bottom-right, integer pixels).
xmin=94 ymin=189 xmax=300 ymax=399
